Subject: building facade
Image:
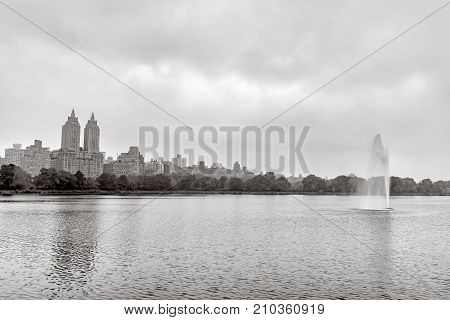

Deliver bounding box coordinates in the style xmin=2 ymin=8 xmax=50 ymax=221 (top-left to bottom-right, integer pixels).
xmin=20 ymin=140 xmax=51 ymax=177
xmin=163 ymin=161 xmax=173 ymax=174
xmin=171 ymin=154 xmax=187 ymax=168
xmin=5 ymin=143 xmax=25 ymax=166
xmin=84 ymin=113 xmax=100 ymax=153
xmin=0 ymin=156 xmax=7 ymax=167
xmin=104 ymin=156 xmax=114 ymax=164
xmin=50 ymin=150 xmax=103 ymax=177
xmin=61 ymin=109 xmax=81 ymax=151
xmin=145 ymin=158 xmax=164 ymax=174
xmin=233 ymin=161 xmax=241 ymax=173
xmin=50 ymin=110 xmax=104 ymax=178
xmin=103 ymin=146 xmax=144 ymax=176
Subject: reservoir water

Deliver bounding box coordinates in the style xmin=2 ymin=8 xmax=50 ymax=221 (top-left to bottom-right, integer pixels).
xmin=0 ymin=195 xmax=448 ymax=299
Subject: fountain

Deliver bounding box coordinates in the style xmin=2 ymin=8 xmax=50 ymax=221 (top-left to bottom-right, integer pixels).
xmin=361 ymin=134 xmax=392 ymax=210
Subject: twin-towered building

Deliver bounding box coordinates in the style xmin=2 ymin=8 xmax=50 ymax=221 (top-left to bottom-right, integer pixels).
xmin=60 ymin=109 xmax=100 ymax=153
xmin=1 ymin=110 xmax=104 ymax=178
xmin=2 ymin=112 xmax=256 ymax=179
xmin=50 ymin=109 xmax=104 ymax=178
xmin=2 ymin=111 xmax=254 ymax=179
xmin=84 ymin=113 xmax=100 ymax=154
xmin=61 ymin=109 xmax=81 ymax=151
xmin=2 ymin=109 xmax=146 ymax=179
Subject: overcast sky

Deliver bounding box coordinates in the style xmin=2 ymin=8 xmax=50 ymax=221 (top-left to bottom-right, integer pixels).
xmin=0 ymin=0 xmax=448 ymax=180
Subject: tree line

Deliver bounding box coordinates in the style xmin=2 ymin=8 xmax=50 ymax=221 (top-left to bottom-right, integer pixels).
xmin=0 ymin=164 xmax=449 ymax=195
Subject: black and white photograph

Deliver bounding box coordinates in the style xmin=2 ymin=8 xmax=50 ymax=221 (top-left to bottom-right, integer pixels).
xmin=0 ymin=0 xmax=449 ymax=319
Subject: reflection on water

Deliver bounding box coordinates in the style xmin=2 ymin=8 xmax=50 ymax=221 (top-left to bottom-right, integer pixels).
xmin=367 ymin=212 xmax=393 ymax=298
xmin=0 ymin=195 xmax=448 ymax=299
xmin=46 ymin=203 xmax=99 ymax=299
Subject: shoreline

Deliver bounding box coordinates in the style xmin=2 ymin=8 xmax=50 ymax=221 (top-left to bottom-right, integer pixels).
xmin=1 ymin=190 xmax=448 ymax=196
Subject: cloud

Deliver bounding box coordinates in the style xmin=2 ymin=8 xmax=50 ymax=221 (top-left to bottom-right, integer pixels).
xmin=0 ymin=0 xmax=448 ymax=180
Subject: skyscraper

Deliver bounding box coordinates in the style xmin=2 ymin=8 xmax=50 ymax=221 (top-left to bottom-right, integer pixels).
xmin=103 ymin=146 xmax=144 ymax=176
xmin=61 ymin=109 xmax=81 ymax=150
xmin=51 ymin=110 xmax=103 ymax=178
xmin=84 ymin=113 xmax=100 ymax=153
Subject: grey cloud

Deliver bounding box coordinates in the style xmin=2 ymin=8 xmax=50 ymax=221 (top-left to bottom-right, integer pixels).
xmin=0 ymin=0 xmax=448 ymax=180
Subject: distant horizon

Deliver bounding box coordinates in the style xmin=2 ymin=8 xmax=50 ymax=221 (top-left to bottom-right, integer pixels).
xmin=1 ymin=0 xmax=448 ymax=181
xmin=0 ymin=1 xmax=449 ymax=307
xmin=0 ymin=112 xmax=448 ymax=182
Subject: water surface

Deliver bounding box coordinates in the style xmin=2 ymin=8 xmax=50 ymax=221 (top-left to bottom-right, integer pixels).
xmin=0 ymin=195 xmax=448 ymax=299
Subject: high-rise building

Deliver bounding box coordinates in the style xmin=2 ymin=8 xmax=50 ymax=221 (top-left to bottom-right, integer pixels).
xmin=5 ymin=143 xmax=25 ymax=166
xmin=163 ymin=161 xmax=172 ymax=175
xmin=50 ymin=150 xmax=103 ymax=178
xmin=145 ymin=158 xmax=164 ymax=174
xmin=61 ymin=109 xmax=81 ymax=150
xmin=103 ymin=146 xmax=144 ymax=176
xmin=104 ymin=156 xmax=114 ymax=164
xmin=233 ymin=161 xmax=241 ymax=173
xmin=211 ymin=163 xmax=224 ymax=169
xmin=171 ymin=154 xmax=187 ymax=168
xmin=20 ymin=140 xmax=51 ymax=177
xmin=51 ymin=110 xmax=103 ymax=178
xmin=84 ymin=113 xmax=100 ymax=153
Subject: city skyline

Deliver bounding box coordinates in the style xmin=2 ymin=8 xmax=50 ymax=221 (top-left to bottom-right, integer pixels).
xmin=0 ymin=107 xmax=448 ymax=180
xmin=0 ymin=0 xmax=449 ymax=180
xmin=0 ymin=0 xmax=449 ymax=306
xmin=0 ymin=109 xmax=262 ymax=178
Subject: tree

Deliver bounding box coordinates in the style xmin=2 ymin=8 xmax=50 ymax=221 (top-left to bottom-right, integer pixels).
xmin=350 ymin=177 xmax=366 ymax=194
xmin=265 ymin=172 xmax=276 ymax=180
xmin=176 ymin=174 xmax=196 ymax=190
xmin=55 ymin=171 xmax=77 ymax=190
xmin=0 ymin=164 xmax=33 ymax=190
xmin=131 ymin=175 xmax=145 ymax=190
xmin=229 ymin=177 xmax=244 ymax=191
xmin=331 ymin=175 xmax=351 ymax=193
xmin=116 ymin=175 xmax=130 ymax=190
xmin=219 ymin=176 xmax=228 ymax=190
xmin=34 ymin=169 xmax=77 ymax=190
xmin=291 ymin=181 xmax=304 ymax=192
xmin=75 ymin=171 xmax=86 ymax=190
xmin=12 ymin=167 xmax=33 ymax=190
xmin=196 ymin=176 xmax=219 ymax=191
xmin=84 ymin=177 xmax=99 ymax=190
xmin=302 ymin=174 xmax=326 ymax=192
xmin=245 ymin=172 xmax=291 ymax=192
xmin=401 ymin=177 xmax=417 ymax=194
xmin=126 ymin=175 xmax=140 ymax=191
xmin=276 ymin=176 xmax=291 ymax=192
xmin=141 ymin=174 xmax=172 ymax=191
xmin=34 ymin=168 xmax=59 ymax=190
xmin=152 ymin=174 xmax=172 ymax=190
xmin=418 ymin=179 xmax=433 ymax=194
xmin=390 ymin=176 xmax=403 ymax=194
xmin=432 ymin=180 xmax=447 ymax=194
xmin=246 ymin=175 xmax=271 ymax=191
xmin=97 ymin=173 xmax=117 ymax=191
xmin=0 ymin=164 xmax=16 ymax=189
